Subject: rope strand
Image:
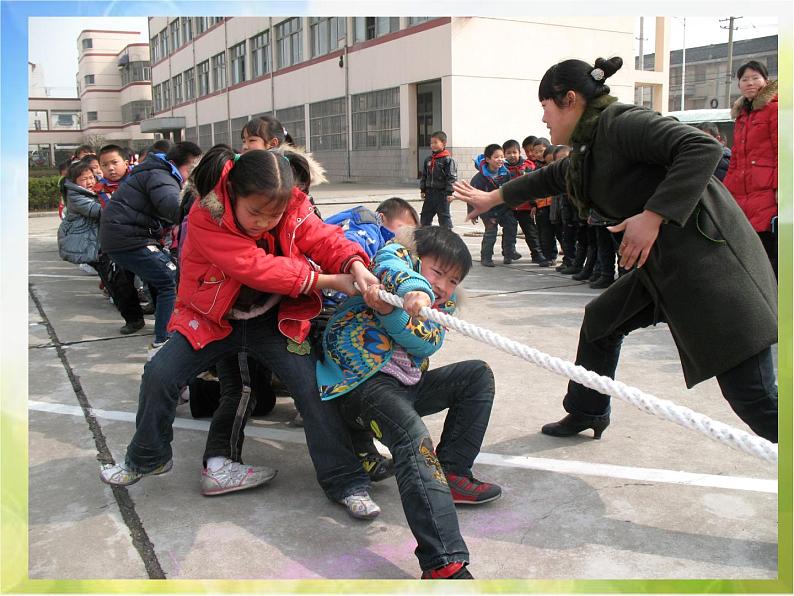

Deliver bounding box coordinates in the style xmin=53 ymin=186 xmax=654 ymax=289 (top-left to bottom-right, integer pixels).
xmin=377 ymin=289 xmax=778 ymax=463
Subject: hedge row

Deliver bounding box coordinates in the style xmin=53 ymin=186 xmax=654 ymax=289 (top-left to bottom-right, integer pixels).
xmin=29 ymin=176 xmax=61 ymax=211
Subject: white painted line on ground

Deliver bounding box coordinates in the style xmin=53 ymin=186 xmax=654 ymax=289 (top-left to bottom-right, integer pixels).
xmin=467 ymin=288 xmax=601 ymax=297
xmin=30 ymin=400 xmax=776 ymax=494
xmin=29 ymin=274 xmax=98 ymax=280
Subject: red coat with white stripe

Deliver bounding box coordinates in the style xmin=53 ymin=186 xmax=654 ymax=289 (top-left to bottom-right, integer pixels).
xmin=168 ymin=185 xmax=367 ymax=349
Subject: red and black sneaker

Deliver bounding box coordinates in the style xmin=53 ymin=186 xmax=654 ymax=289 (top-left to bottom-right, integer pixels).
xmin=421 ymin=561 xmax=473 ymax=579
xmin=446 ymin=472 xmax=502 ymax=505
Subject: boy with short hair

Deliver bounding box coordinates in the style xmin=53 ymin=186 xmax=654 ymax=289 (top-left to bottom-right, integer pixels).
xmin=317 ymin=225 xmax=500 ymax=579
xmin=419 ymin=131 xmax=457 ymax=229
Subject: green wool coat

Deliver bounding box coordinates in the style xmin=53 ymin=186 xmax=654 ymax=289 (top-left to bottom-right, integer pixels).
xmin=500 ymin=102 xmax=777 ymax=387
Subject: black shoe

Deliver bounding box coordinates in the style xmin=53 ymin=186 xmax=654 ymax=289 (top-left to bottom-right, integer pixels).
xmin=560 ymin=265 xmax=582 ymax=275
xmin=502 ymin=257 xmax=513 ymax=265
xmin=588 ymin=270 xmax=601 ymax=283
xmin=590 ymin=275 xmax=614 ymax=289
xmin=531 ymin=255 xmax=544 ymax=264
xmin=140 ymin=301 xmax=155 ymax=315
xmin=538 ymin=260 xmax=554 ymax=268
xmin=119 ymin=319 xmax=145 ymax=335
xmin=358 ymin=452 xmax=394 ymax=482
xmin=541 ymin=413 xmax=610 ymax=439
xmin=555 ymin=263 xmax=567 ymax=272
xmin=510 ymin=252 xmax=523 ymax=261
xmin=481 ymin=258 xmax=495 ymax=268
xmin=571 ymin=268 xmax=593 ymax=281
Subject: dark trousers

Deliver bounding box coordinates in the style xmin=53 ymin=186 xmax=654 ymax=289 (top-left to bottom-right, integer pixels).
xmin=93 ymin=252 xmax=143 ymax=324
xmin=535 ymin=206 xmax=558 ymax=261
xmin=125 ymin=310 xmax=370 ymax=500
xmin=514 ymin=210 xmax=544 ymax=260
xmin=563 ymin=303 xmax=779 ymax=442
xmin=420 ymin=191 xmax=453 ymax=229
xmin=481 ymin=208 xmax=518 ymax=259
xmin=593 ymin=226 xmax=618 ymax=279
xmin=758 ymin=231 xmax=777 ymax=280
xmin=107 ymin=245 xmax=177 ymax=343
xmin=337 ymin=361 xmax=495 ymax=571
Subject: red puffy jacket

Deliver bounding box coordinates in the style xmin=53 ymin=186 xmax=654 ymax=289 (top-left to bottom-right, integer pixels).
xmin=169 ymin=185 xmax=367 ymax=349
xmin=724 ymin=80 xmax=778 ymax=232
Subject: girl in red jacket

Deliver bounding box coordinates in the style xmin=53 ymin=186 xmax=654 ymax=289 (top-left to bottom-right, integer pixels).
xmin=101 ymin=145 xmax=383 ymax=520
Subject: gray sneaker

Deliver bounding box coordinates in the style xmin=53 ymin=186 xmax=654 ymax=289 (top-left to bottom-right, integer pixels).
xmin=100 ymin=459 xmax=173 ymax=486
xmin=201 ymin=458 xmax=277 ymax=496
xmin=338 ymin=490 xmax=381 ymax=520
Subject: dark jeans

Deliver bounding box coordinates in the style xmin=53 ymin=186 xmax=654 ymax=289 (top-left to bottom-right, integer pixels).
xmin=514 ymin=210 xmax=544 ymax=260
xmin=420 ymin=191 xmax=453 ymax=229
xmin=93 ymin=252 xmax=143 ymax=324
xmin=337 ymin=361 xmax=495 ymax=571
xmin=593 ymin=226 xmax=618 ymax=279
xmin=563 ymin=303 xmax=779 ymax=442
xmin=535 ymin=206 xmax=558 ymax=261
xmin=125 ymin=310 xmax=370 ymax=500
xmin=107 ymin=245 xmax=177 ymax=343
xmin=758 ymin=231 xmax=777 ymax=279
xmin=481 ymin=208 xmax=518 ymax=259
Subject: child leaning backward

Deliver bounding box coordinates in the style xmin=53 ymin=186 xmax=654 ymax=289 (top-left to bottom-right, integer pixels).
xmin=317 ymin=225 xmax=501 ymax=579
xmin=101 ymin=145 xmax=384 ymax=520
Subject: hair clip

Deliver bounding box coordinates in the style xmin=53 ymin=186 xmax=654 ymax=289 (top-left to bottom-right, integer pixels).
xmin=233 ymin=153 xmax=241 ymax=162
xmin=590 ymin=67 xmax=605 ymax=81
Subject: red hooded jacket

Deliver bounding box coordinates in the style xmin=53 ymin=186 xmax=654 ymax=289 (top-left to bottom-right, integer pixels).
xmin=724 ymin=80 xmax=778 ymax=232
xmin=169 ymin=184 xmax=367 ymax=349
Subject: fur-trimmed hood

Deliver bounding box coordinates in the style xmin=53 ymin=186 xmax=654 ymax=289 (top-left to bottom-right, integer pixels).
xmin=731 ymin=79 xmax=778 ymax=119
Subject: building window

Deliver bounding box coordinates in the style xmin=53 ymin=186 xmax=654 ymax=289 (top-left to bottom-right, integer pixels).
xmin=230 ymin=116 xmax=249 ymax=144
xmin=169 ymin=19 xmax=181 ymax=50
xmin=213 ymin=120 xmax=230 ymax=146
xmin=51 ymin=111 xmax=80 ymax=130
xmin=158 ymin=28 xmax=169 ymax=58
xmin=121 ymin=61 xmax=151 ymax=86
xmin=353 ymin=17 xmax=398 ymax=42
xmin=87 ymin=111 xmax=98 ymax=122
xmin=352 ymin=87 xmax=400 ymax=149
xmin=162 ymin=79 xmax=171 ymax=108
xmin=211 ymin=52 xmax=227 ymax=91
xmin=230 ymin=42 xmax=246 ymax=85
xmin=276 ymin=17 xmax=303 ymax=69
xmin=194 ymin=17 xmax=208 ymax=35
xmin=184 ymin=126 xmax=198 ymax=144
xmin=209 ymin=17 xmax=224 ymax=27
xmin=251 ymin=31 xmax=271 ymax=78
xmin=766 ymin=54 xmax=778 ymax=76
xmin=180 ymin=17 xmax=193 ymax=43
xmin=153 ymin=84 xmax=162 ymax=112
xmin=309 ymin=17 xmax=346 ymax=58
xmin=54 ymin=144 xmax=79 ymax=166
xmin=694 ymin=65 xmax=706 ymax=83
xmin=197 ymin=60 xmax=210 ymax=96
xmin=151 ymin=35 xmax=160 ymax=62
xmin=121 ymin=100 xmax=152 ymax=124
xmin=184 ymin=67 xmax=196 ymax=100
xmin=172 ymin=73 xmax=183 ymax=104
xmin=81 ymin=38 xmax=92 ymax=50
xmin=199 ymin=123 xmax=213 ymax=149
xmin=28 ymin=110 xmax=49 ymax=131
xmin=310 ymin=97 xmax=347 ymax=151
xmin=29 ymin=144 xmax=52 ymax=167
xmin=276 ymin=105 xmax=306 ymax=147
xmin=408 ymin=17 xmax=430 ymax=25
xmin=84 ymin=74 xmax=95 ymax=85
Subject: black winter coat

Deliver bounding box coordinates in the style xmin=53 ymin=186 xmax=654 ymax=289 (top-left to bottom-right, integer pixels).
xmin=500 ymin=102 xmax=777 ymax=387
xmin=99 ymin=155 xmax=183 ymax=253
xmin=420 ymin=152 xmax=457 ymax=195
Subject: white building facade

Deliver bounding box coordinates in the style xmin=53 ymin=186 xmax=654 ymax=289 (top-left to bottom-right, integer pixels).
xmin=147 ymin=16 xmax=669 ymax=182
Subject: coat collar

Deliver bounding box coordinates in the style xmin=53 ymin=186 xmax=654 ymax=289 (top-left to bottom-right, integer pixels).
xmin=731 ymin=79 xmax=778 ymax=119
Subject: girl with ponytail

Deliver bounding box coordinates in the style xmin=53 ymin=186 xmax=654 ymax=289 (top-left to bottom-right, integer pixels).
xmin=101 ymin=144 xmax=384 ymax=519
xmin=453 ymin=56 xmax=777 ymax=443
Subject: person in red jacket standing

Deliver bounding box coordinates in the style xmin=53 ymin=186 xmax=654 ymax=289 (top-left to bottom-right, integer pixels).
xmin=101 ymin=145 xmax=384 ymax=520
xmin=724 ymin=60 xmax=778 ymax=277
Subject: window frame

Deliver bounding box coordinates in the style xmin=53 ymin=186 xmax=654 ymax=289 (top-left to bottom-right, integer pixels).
xmin=250 ymin=30 xmax=271 ymax=78
xmin=230 ymin=41 xmax=246 ymax=85
xmin=351 ymin=87 xmax=401 ymax=150
xmin=211 ymin=51 xmax=227 ymax=91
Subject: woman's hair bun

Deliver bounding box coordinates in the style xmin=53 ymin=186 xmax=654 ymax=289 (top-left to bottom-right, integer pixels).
xmin=594 ymin=57 xmax=623 ymax=80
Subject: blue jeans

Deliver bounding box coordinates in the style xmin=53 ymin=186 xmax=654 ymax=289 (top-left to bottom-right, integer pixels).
xmin=337 ymin=360 xmax=495 ymax=571
xmin=564 ymin=302 xmax=779 ymax=442
xmin=107 ymin=245 xmax=176 ymax=343
xmin=124 ymin=310 xmax=371 ymax=501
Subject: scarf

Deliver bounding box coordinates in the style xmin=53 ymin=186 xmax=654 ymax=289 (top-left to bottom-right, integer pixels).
xmin=566 ymin=94 xmax=618 ymax=218
xmin=430 ymin=149 xmax=450 ymax=173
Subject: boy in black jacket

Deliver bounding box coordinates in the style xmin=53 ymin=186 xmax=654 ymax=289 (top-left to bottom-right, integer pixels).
xmin=419 ymin=131 xmax=457 ymax=229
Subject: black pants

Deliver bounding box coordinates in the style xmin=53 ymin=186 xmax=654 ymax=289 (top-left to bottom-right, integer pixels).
xmin=563 ymin=303 xmax=779 ymax=442
xmin=758 ymin=231 xmax=777 ymax=280
xmin=514 ymin=210 xmax=544 ymax=260
xmin=535 ymin=206 xmax=558 ymax=261
xmin=93 ymin=252 xmax=143 ymax=324
xmin=420 ymin=191 xmax=453 ymax=229
xmin=593 ymin=226 xmax=619 ymax=279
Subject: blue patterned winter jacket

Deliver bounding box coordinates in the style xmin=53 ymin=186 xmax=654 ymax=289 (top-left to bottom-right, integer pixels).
xmin=316 ymin=240 xmax=458 ymax=400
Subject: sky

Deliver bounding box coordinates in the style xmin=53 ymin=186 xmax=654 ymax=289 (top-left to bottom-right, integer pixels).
xmin=28 ymin=15 xmax=780 ymax=97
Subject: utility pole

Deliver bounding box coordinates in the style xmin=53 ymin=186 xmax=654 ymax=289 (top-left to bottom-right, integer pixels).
xmin=720 ymin=16 xmax=742 ymax=107
xmin=681 ymin=18 xmax=686 ymax=110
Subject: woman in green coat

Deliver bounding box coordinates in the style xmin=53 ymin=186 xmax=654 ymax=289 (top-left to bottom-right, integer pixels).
xmin=452 ymin=56 xmax=778 ymax=442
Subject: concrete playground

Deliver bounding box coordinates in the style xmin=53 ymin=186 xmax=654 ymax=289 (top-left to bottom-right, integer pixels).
xmin=26 ymin=183 xmax=778 ymax=582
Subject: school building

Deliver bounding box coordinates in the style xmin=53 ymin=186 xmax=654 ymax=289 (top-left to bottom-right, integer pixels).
xmin=145 ymin=16 xmax=671 ymax=183
xmin=28 ymin=29 xmax=154 ymax=168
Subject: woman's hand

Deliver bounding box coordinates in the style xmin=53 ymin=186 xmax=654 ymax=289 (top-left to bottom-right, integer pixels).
xmin=363 ymin=284 xmax=394 ymax=315
xmin=402 ymin=291 xmax=432 ymax=318
xmin=607 ymin=210 xmax=665 ymax=270
xmin=451 ymin=181 xmax=504 ymax=222
xmin=349 ymin=260 xmax=379 ymax=293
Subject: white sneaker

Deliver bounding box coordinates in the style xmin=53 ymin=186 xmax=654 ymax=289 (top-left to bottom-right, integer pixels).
xmin=338 ymin=491 xmax=381 ymax=520
xmin=200 ymin=458 xmax=277 ymax=496
xmin=147 ymin=339 xmax=168 ymax=361
xmin=79 ymin=263 xmax=98 ymax=275
xmin=99 ymin=459 xmax=173 ymax=486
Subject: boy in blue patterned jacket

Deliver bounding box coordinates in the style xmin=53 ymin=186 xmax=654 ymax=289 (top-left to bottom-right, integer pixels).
xmin=316 ymin=226 xmax=500 ymax=580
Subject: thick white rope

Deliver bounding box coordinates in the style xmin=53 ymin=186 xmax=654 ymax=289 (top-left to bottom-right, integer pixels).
xmin=377 ymin=289 xmax=778 ymax=463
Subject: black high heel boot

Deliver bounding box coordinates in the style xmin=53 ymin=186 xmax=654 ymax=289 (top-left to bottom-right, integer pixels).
xmin=541 ymin=413 xmax=610 ymax=439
